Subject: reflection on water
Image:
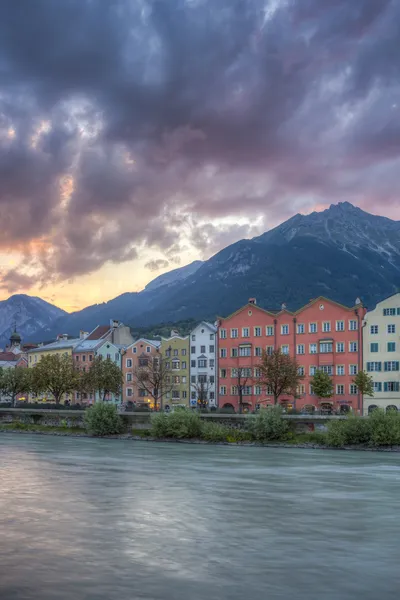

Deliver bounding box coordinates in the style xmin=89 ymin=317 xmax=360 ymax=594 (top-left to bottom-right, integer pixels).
xmin=1 ymin=434 xmax=399 ymax=600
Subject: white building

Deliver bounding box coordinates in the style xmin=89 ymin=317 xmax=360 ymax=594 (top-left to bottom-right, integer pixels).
xmin=363 ymin=293 xmax=400 ymax=414
xmin=189 ymin=322 xmax=217 ymax=408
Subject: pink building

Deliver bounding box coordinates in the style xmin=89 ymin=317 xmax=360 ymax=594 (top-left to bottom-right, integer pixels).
xmin=217 ymin=296 xmax=366 ymax=413
xmin=122 ymin=339 xmax=161 ymax=407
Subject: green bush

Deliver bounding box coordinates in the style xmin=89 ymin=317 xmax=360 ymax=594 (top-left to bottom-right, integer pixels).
xmin=247 ymin=407 xmax=289 ymax=442
xmin=84 ymin=403 xmax=123 ymax=436
xmin=327 ymin=410 xmax=400 ymax=447
xmin=326 ymin=420 xmax=347 ymax=447
xmin=369 ymin=408 xmax=400 ymax=446
xmin=201 ymin=421 xmax=229 ymax=442
xmin=151 ymin=409 xmax=203 ymax=439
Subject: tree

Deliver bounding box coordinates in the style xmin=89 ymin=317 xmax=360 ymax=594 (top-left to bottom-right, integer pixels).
xmin=353 ymin=370 xmax=374 ymax=397
xmin=84 ymin=357 xmax=123 ymax=402
xmin=235 ymin=367 xmax=252 ymax=414
xmin=310 ymin=370 xmax=333 ymax=402
xmin=132 ymin=353 xmax=174 ymax=411
xmin=258 ymin=350 xmax=303 ymax=406
xmin=191 ymin=377 xmax=211 ymax=410
xmin=0 ymin=367 xmax=32 ymax=406
xmin=30 ymin=354 xmax=79 ymax=404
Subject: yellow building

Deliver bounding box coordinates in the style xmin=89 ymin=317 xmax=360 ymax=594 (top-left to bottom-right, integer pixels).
xmin=161 ymin=332 xmax=190 ymax=409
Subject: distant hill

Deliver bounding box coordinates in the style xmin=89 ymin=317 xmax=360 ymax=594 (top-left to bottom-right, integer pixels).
xmin=31 ymin=202 xmax=400 ymax=339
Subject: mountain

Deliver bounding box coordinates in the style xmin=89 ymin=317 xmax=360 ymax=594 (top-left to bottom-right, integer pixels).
xmin=144 ymin=260 xmax=203 ymax=292
xmin=34 ymin=202 xmax=400 ymax=339
xmin=0 ymin=295 xmax=66 ymax=348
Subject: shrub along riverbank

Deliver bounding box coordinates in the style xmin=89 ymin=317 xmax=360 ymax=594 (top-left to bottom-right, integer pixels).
xmin=2 ymin=404 xmax=400 ymax=448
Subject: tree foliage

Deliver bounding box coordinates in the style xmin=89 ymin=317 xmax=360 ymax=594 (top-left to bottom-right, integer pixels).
xmin=353 ymin=370 xmax=374 ymax=397
xmin=30 ymin=354 xmax=79 ymax=404
xmin=310 ymin=370 xmax=333 ymax=400
xmin=83 ymin=357 xmax=123 ymax=401
xmin=132 ymin=354 xmax=174 ymax=411
xmin=84 ymin=402 xmax=123 ymax=436
xmin=258 ymin=350 xmax=303 ymax=405
xmin=0 ymin=367 xmax=32 ymax=406
xmin=191 ymin=377 xmax=211 ymax=409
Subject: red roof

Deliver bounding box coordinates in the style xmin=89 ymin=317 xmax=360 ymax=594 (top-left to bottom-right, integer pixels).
xmin=0 ymin=352 xmax=18 ymax=361
xmin=86 ymin=325 xmax=111 ymax=340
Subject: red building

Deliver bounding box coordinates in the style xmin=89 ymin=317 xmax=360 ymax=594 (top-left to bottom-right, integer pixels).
xmin=217 ymin=296 xmax=366 ymax=413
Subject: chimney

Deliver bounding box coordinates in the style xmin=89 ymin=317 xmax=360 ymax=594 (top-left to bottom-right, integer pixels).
xmin=281 ymin=303 xmax=287 ymax=311
xmin=355 ymin=297 xmax=361 ymax=305
xmin=248 ymin=298 xmax=256 ymax=305
xmin=80 ymin=330 xmax=89 ymax=339
xmin=62 ymin=334 xmax=68 ymax=341
xmin=110 ymin=319 xmax=120 ymax=329
xmin=170 ymin=329 xmax=179 ymax=337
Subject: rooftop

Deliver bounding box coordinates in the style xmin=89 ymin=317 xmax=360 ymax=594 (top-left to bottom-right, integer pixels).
xmin=28 ymin=337 xmax=81 ymax=353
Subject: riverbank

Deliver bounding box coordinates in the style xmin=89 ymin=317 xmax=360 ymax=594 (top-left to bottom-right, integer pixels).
xmin=2 ymin=426 xmax=400 ymax=452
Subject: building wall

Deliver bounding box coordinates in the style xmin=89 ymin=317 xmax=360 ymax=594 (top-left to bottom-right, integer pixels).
xmin=189 ymin=322 xmax=217 ymax=408
xmin=122 ymin=339 xmax=160 ymax=407
xmin=218 ymin=297 xmax=366 ymax=413
xmin=161 ymin=335 xmax=190 ymax=408
xmin=27 ymin=343 xmax=77 ymax=404
xmin=363 ymin=293 xmax=400 ymax=414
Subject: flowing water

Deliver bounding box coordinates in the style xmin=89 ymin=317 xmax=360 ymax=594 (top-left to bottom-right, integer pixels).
xmin=0 ymin=434 xmax=399 ymax=600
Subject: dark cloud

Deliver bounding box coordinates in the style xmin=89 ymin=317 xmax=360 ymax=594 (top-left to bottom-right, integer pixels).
xmin=145 ymin=259 xmax=170 ymax=272
xmin=0 ymin=0 xmax=399 ymax=291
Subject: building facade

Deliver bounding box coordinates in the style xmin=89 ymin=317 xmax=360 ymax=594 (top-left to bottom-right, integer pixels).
xmin=160 ymin=332 xmax=189 ymax=409
xmin=363 ymin=293 xmax=400 ymax=414
xmin=217 ymin=297 xmax=366 ymax=413
xmin=189 ymin=322 xmax=217 ymax=408
xmin=122 ymin=338 xmax=161 ymax=408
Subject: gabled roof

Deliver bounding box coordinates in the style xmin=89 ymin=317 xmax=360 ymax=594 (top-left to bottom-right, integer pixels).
xmin=74 ymin=339 xmax=103 ymax=352
xmin=86 ymin=325 xmax=111 ymax=340
xmin=28 ymin=337 xmax=81 ymax=353
xmin=126 ymin=338 xmax=161 ymax=351
xmin=191 ymin=321 xmax=218 ymax=334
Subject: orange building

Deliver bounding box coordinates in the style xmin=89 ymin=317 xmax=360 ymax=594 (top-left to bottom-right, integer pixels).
xmin=217 ymin=296 xmax=366 ymax=413
xmin=122 ymin=338 xmax=161 ymax=407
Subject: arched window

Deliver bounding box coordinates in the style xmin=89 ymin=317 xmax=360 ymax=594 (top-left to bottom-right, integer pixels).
xmin=368 ymin=404 xmax=378 ymax=414
xmin=386 ymin=405 xmax=398 ymax=413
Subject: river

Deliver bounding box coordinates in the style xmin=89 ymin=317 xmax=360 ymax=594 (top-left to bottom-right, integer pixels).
xmin=0 ymin=434 xmax=399 ymax=599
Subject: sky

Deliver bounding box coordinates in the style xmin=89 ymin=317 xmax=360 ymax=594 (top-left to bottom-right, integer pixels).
xmin=1 ymin=0 xmax=400 ymax=312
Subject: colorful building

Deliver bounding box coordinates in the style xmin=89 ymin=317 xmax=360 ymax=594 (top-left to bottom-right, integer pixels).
xmin=189 ymin=322 xmax=217 ymax=409
xmin=363 ymin=293 xmax=400 ymax=415
xmin=122 ymin=338 xmax=161 ymax=408
xmin=161 ymin=332 xmax=190 ymax=409
xmin=217 ymin=296 xmax=366 ymax=413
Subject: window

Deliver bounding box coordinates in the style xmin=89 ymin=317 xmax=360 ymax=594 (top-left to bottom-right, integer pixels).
xmin=254 ymin=367 xmax=261 ymax=378
xmin=191 ymin=391 xmax=196 ymax=400
xmin=231 ymin=368 xmax=238 ymax=377
xmin=220 ymin=348 xmax=227 ymax=358
xmin=349 ymin=365 xmax=358 ymax=375
xmin=181 ymin=348 xmax=187 ymax=356
xmin=231 ymin=386 xmax=238 ymax=395
xmin=254 ymin=385 xmax=262 ymax=395
xmin=107 ymin=353 xmax=111 ymax=360
xmin=309 ymin=366 xmax=317 ymax=376
xmin=115 ymin=353 xmax=119 ymax=362
xmin=198 ymin=359 xmax=207 ymax=368
xmin=281 ymin=324 xmax=289 ymax=335
xmin=182 ymin=361 xmax=187 ymax=369
xmin=281 ymin=345 xmax=289 ymax=355
xmin=296 ymin=344 xmax=305 ymax=355
xmin=266 ymin=326 xmax=274 ymax=336
xmin=320 ymin=365 xmax=333 ymax=375
xmin=210 ymin=392 xmax=215 ymax=400
xmin=240 ymin=368 xmax=252 ymax=378
xmin=383 ymin=308 xmax=396 ymax=316
xmin=239 ymin=346 xmax=251 ymax=357
xmin=209 ymin=345 xmax=215 ymax=353
xmin=127 ymin=388 xmax=133 ymax=397
xmin=126 ymin=373 xmax=132 ymax=382
xmin=322 ymin=321 xmax=331 ymax=333
xmin=172 ymin=390 xmax=180 ymax=399
xmin=350 ymin=384 xmax=358 ymax=394
xmin=146 ymin=346 xmax=151 ymax=353
xmin=191 ymin=346 xmax=196 ymax=354
xmin=165 ymin=349 xmax=171 ymax=357
xmin=219 ymin=386 xmax=226 ymax=395
xmin=231 ymin=348 xmax=238 ymax=358
xmin=82 ymin=355 xmax=86 ymax=362
xmin=173 ymin=349 xmax=178 ymax=356
xmin=191 ymin=360 xmax=196 ymax=368
xmin=309 ymin=322 xmax=317 ymax=333
xmin=75 ymin=355 xmax=79 ymax=361
xmin=242 ymin=386 xmax=252 ymax=396
xmin=210 ymin=376 xmax=214 ymax=384
xmin=210 ymin=334 xmax=214 ymax=340
xmin=173 ymin=376 xmax=180 ymax=384
xmin=388 ymin=342 xmax=396 ymax=352
xmin=255 ymin=347 xmax=262 ymax=357
xmin=139 ymin=357 xmax=149 ymax=367
xmin=126 ymin=358 xmax=132 ymax=368
xmin=200 ymin=345 xmax=205 ymax=353
xmin=231 ymin=329 xmax=238 ymax=339
xmin=266 ymin=345 xmax=274 ymax=355
xmin=373 ymin=381 xmax=382 ymax=393
xmin=370 ymin=343 xmax=379 ymax=353
xmin=336 ymin=384 xmax=344 ymax=395
xmin=182 ymin=376 xmax=187 ymax=384
xmin=297 ymin=323 xmax=305 ymax=334
xmin=297 ymin=384 xmax=305 ymax=395
xmin=388 ymin=324 xmax=396 ymax=334
xmin=298 ymin=366 xmax=305 ymax=376
xmin=254 ymin=326 xmax=262 ymax=337
xmin=366 ymin=362 xmax=381 ymax=372
xmin=139 ymin=389 xmax=146 ymax=397
xmin=309 ymin=385 xmax=315 ymax=395
xmin=384 ymin=361 xmax=399 ymax=372
xmin=370 ymin=325 xmax=378 ymax=334
xmin=384 ymin=382 xmax=400 ymax=392
xmin=242 ymin=327 xmax=250 ymax=338
xmin=336 ymin=342 xmax=345 ymax=353
xmin=209 ymin=359 xmax=214 ymax=368
xmin=133 ymin=347 xmax=137 ymax=354
xmin=191 ymin=375 xmax=196 ymax=383
xmin=309 ymin=343 xmax=317 ymax=354
xmin=349 ymin=342 xmax=358 ymax=353
xmin=349 ymin=320 xmax=358 ymax=331
xmin=320 ymin=342 xmax=333 ymax=353
xmin=336 ymin=365 xmax=345 ymax=376
xmin=220 ymin=329 xmax=226 ymax=339
xmin=172 ymin=360 xmax=180 ymax=369
xmin=336 ymin=321 xmax=344 ymax=332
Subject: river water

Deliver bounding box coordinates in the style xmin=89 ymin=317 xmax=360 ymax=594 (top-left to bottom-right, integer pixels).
xmin=0 ymin=435 xmax=399 ymax=600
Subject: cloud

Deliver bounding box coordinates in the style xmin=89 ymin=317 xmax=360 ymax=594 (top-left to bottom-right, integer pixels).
xmin=0 ymin=270 xmax=38 ymax=294
xmin=0 ymin=0 xmax=399 ymax=292
xmin=145 ymin=259 xmax=170 ymax=272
